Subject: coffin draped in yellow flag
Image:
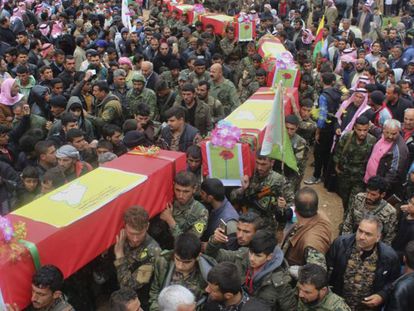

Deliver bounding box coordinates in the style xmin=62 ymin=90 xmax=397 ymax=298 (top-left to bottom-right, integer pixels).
xmin=13 ymin=167 xmax=147 ymax=228
xmin=260 ymin=84 xmax=298 ymax=172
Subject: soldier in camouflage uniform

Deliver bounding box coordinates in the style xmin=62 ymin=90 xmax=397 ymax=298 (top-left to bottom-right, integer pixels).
xmin=274 ymin=115 xmax=309 ymax=192
xmin=178 ymin=26 xmax=193 ymax=54
xmin=230 ymin=153 xmax=294 ymax=230
xmin=219 ymin=26 xmax=242 ymax=64
xmin=192 ymin=21 xmax=203 ymax=39
xmin=209 ymin=63 xmax=240 ymax=116
xmin=238 ymin=43 xmax=257 ymax=83
xmin=299 ymin=74 xmax=316 ymax=104
xmin=297 ymin=99 xmax=317 ymax=144
xmin=149 ymin=233 xmax=215 ymax=311
xmin=297 ymin=264 xmax=351 ymax=311
xmin=196 ymin=80 xmax=224 ymax=124
xmin=188 ymin=59 xmax=211 ymax=87
xmin=342 ymin=176 xmax=398 ymax=245
xmin=126 ymin=73 xmax=158 ymax=120
xmin=205 ymin=230 xmax=297 ymax=310
xmin=160 ymin=171 xmax=209 ymax=239
xmin=239 ymin=68 xmax=267 ymax=104
xmin=159 ymin=60 xmax=180 ymax=93
xmin=114 ymin=206 xmax=161 ymax=310
xmin=333 ymin=117 xmax=377 ymax=212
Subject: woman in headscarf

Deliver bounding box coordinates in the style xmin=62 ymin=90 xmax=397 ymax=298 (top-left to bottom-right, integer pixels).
xmin=0 ymin=78 xmax=24 ymax=128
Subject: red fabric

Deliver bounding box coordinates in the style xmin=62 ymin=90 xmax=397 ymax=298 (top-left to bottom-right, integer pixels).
xmin=249 ymin=87 xmax=300 ymax=116
xmin=0 ymin=150 xmax=186 ymax=308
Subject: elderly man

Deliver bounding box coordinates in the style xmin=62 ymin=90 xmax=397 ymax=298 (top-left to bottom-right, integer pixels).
xmin=364 ymin=119 xmax=409 ymax=196
xmin=327 ymin=215 xmax=400 ymax=310
xmin=141 ymin=61 xmax=159 ymax=91
xmin=158 ymin=285 xmax=196 ymax=311
xmin=209 ymin=63 xmax=239 ymax=115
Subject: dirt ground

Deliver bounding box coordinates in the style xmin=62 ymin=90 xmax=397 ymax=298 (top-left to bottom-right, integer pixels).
xmin=302 ymin=150 xmax=343 ymax=238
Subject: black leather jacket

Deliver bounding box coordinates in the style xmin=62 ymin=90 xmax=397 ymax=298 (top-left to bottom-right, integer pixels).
xmin=326 ymin=234 xmax=400 ymax=302
xmin=384 ymin=272 xmax=414 ymax=311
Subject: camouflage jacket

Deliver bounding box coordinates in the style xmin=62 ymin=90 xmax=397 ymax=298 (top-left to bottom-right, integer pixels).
xmin=126 ymin=87 xmax=158 ymax=120
xmin=114 ymin=234 xmax=161 ymax=291
xmin=239 ymin=81 xmax=260 ymax=103
xmin=333 ymin=131 xmax=377 ymax=181
xmin=297 ymin=118 xmax=317 ymax=144
xmin=90 ymin=93 xmax=124 ymax=129
xmin=173 ymin=98 xmax=212 ymax=136
xmin=188 ymin=71 xmax=211 ymax=87
xmin=160 ymin=70 xmax=179 ymax=92
xmin=219 ymin=37 xmax=242 ymax=59
xmin=205 ymin=244 xmax=297 ymax=311
xmin=291 ymin=133 xmax=309 ymax=176
xmin=297 ymin=289 xmax=351 ymax=311
xmin=230 ymin=171 xmax=294 ymax=225
xmin=204 ymin=95 xmax=224 ymax=124
xmin=239 ymin=56 xmax=256 ymax=80
xmin=210 ymin=78 xmax=240 ymax=115
xmin=342 ymin=192 xmax=398 ymax=245
xmin=171 ymin=198 xmax=209 ymax=238
xmin=149 ymin=250 xmax=216 ymax=311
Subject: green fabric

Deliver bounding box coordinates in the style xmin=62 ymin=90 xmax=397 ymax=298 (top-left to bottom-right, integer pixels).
xmin=19 ymin=239 xmax=41 ymax=270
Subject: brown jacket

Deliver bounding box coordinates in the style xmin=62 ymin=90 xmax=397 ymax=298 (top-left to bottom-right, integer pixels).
xmin=284 ymin=212 xmax=333 ymax=266
xmin=0 ymin=104 xmax=13 ymax=128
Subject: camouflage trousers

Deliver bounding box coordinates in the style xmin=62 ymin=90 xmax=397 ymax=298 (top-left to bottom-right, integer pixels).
xmin=337 ymin=175 xmax=366 ymax=216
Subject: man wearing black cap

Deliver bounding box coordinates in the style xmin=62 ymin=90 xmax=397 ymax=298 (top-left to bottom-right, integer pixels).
xmin=159 ymin=60 xmax=181 ymax=91
xmin=188 ymin=59 xmax=211 ymax=87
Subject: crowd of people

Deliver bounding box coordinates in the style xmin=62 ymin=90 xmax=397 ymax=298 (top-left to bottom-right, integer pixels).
xmin=2 ymin=0 xmax=414 ymax=310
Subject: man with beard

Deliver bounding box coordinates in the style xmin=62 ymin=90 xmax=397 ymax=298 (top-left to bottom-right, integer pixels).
xmin=126 ymin=73 xmax=157 ymax=120
xmin=327 ymin=215 xmax=400 ymax=310
xmin=114 ymin=205 xmax=161 ymax=310
xmin=350 ymin=58 xmax=366 ymax=88
xmin=342 ymin=176 xmax=397 ymax=245
xmin=298 ymin=264 xmax=350 ymax=310
xmin=196 ymin=81 xmax=224 ymax=125
xmin=173 ymin=83 xmax=212 ymax=136
xmin=333 ymin=116 xmax=377 ymax=212
xmin=385 ymin=84 xmax=413 ymax=123
xmin=55 ymin=145 xmax=92 ymax=182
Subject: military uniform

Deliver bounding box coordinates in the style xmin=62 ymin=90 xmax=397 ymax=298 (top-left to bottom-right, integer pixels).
xmin=299 ymin=85 xmax=316 ymax=103
xmin=178 ymin=36 xmax=192 ymax=53
xmin=342 ymin=245 xmax=379 ymax=311
xmin=173 ymin=97 xmax=212 ymax=136
xmin=160 ymin=70 xmax=179 ymax=92
xmin=149 ymin=251 xmax=215 ymax=311
xmin=114 ymin=234 xmax=161 ymax=308
xmin=210 ymin=79 xmax=240 ymax=116
xmin=205 ymin=242 xmax=297 ymax=311
xmin=297 ymin=289 xmax=351 ymax=311
xmin=297 ymin=118 xmax=317 ymax=145
xmin=333 ymin=131 xmax=377 ymax=211
xmin=230 ymin=171 xmax=294 ymax=229
xmin=239 ymin=80 xmax=260 ymax=103
xmin=219 ymin=37 xmax=242 ymax=61
xmin=188 ymin=71 xmax=211 ymax=87
xmin=126 ymin=87 xmax=158 ymax=120
xmin=171 ymin=198 xmax=209 ymax=238
xmin=203 ymin=95 xmax=224 ymax=124
xmin=342 ymin=192 xmax=398 ymax=245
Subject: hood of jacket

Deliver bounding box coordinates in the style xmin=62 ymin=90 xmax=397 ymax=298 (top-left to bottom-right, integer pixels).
xmin=252 ymin=246 xmax=284 ymax=286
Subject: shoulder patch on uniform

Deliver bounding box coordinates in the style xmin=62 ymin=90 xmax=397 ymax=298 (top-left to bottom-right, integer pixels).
xmin=194 ymin=222 xmax=205 ymax=234
xmin=140 ymin=249 xmax=148 ymax=259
